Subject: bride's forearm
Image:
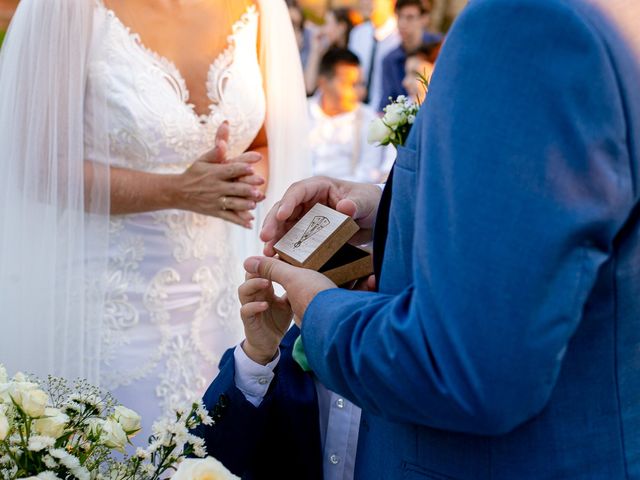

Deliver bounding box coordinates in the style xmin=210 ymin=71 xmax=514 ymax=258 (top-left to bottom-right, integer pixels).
xmin=108 ymin=165 xmax=180 ymax=215
xmin=84 ymin=161 xmax=177 ymax=214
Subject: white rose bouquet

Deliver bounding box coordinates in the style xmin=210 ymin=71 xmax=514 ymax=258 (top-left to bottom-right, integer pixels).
xmin=0 ymin=364 xmax=236 ymax=480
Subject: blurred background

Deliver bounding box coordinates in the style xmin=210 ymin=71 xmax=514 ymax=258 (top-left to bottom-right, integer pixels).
xmin=299 ymin=0 xmax=465 ymax=32
xmin=0 ymin=0 xmax=465 ymax=46
xmin=0 ymin=0 xmax=467 ymax=184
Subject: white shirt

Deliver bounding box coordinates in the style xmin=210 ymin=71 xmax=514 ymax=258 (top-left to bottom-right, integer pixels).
xmin=348 ymin=18 xmax=400 ymax=110
xmin=234 ymin=344 xmax=362 ymax=480
xmin=308 ymin=97 xmax=395 ymax=183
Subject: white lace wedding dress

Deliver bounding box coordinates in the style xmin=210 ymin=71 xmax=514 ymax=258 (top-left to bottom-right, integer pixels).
xmin=0 ymin=0 xmax=308 ymax=431
xmin=86 ymin=3 xmax=264 ymax=438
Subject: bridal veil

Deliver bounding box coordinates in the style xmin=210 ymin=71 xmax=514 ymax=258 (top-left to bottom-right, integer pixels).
xmin=0 ymin=0 xmax=309 ymax=383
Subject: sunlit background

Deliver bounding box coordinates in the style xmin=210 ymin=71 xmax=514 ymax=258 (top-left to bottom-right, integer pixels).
xmin=300 ymin=0 xmax=465 ymax=31
xmin=0 ymin=0 xmax=466 ymax=46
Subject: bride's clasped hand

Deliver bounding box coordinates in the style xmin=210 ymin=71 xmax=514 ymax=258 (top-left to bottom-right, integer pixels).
xmin=167 ymin=122 xmax=267 ymax=229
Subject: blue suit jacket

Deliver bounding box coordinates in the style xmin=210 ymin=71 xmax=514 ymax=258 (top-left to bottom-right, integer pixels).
xmin=195 ymin=327 xmax=322 ymax=479
xmin=303 ymin=0 xmax=640 ymax=478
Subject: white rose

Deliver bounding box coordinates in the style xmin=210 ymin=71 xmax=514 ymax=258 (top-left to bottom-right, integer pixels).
xmin=367 ymin=117 xmax=391 ymax=145
xmin=0 ymin=406 xmax=10 ymax=441
xmin=1 ymin=376 xmax=38 ymax=404
xmin=113 ymin=406 xmax=141 ymax=435
xmin=85 ymin=418 xmax=105 ymax=438
xmin=172 ymin=458 xmax=240 ymax=480
xmin=0 ymin=383 xmax=10 ymax=404
xmin=33 ymin=408 xmax=69 ymax=439
xmin=0 ymin=364 xmax=7 ymax=383
xmin=13 ymin=388 xmax=48 ymax=418
xmin=382 ymin=103 xmax=406 ymax=128
xmin=100 ymin=419 xmax=128 ymax=452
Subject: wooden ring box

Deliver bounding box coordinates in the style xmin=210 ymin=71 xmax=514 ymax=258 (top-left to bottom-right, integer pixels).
xmin=273 ymin=203 xmax=373 ymax=286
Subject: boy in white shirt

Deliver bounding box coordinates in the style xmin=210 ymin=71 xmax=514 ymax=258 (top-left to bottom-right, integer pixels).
xmin=308 ymin=48 xmax=394 ymax=183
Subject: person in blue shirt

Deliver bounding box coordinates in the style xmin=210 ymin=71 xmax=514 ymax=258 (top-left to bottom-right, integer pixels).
xmin=378 ymin=0 xmax=441 ymax=111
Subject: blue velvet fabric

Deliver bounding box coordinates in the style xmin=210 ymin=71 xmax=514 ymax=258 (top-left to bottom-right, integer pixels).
xmin=195 ymin=327 xmax=322 ymax=479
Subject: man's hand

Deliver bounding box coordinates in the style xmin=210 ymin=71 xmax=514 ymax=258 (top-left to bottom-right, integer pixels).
xmin=244 ymin=256 xmax=337 ymax=325
xmin=260 ymin=177 xmax=383 ymax=256
xmin=238 ymin=274 xmax=294 ymax=365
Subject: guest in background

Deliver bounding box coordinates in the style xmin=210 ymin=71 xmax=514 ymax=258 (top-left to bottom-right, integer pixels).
xmin=378 ymin=0 xmax=442 ymax=110
xmin=286 ymin=0 xmax=311 ymax=67
xmin=348 ymin=0 xmax=400 ymax=110
xmin=403 ymin=43 xmax=439 ymax=104
xmin=309 ymin=49 xmax=394 ymax=183
xmin=305 ymin=8 xmax=355 ymax=95
xmin=421 ymin=0 xmax=434 ymax=30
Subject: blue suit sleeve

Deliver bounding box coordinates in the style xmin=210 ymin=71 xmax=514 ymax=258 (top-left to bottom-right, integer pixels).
xmin=193 ymin=348 xmax=272 ymax=476
xmin=302 ymin=0 xmax=634 ymax=436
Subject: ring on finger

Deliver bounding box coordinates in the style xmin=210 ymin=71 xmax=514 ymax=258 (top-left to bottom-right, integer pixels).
xmin=222 ymin=196 xmax=228 ymax=211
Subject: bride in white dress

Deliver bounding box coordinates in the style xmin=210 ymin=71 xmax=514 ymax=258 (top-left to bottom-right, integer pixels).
xmin=0 ymin=0 xmax=309 ymax=439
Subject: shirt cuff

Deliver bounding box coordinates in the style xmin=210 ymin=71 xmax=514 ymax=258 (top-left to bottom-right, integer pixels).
xmin=233 ymin=343 xmax=280 ymax=407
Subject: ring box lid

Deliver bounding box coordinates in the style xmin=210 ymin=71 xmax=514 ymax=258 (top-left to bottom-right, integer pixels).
xmin=273 ymin=203 xmax=361 ymax=270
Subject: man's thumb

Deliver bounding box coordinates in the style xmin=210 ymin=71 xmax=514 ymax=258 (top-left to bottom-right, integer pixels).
xmin=244 ymin=256 xmax=294 ymax=286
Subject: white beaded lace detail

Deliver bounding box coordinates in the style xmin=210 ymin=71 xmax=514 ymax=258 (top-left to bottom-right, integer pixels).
xmin=86 ymin=3 xmax=260 ymax=432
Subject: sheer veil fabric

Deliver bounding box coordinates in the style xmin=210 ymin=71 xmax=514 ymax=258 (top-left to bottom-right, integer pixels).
xmin=0 ymin=0 xmax=309 ymax=383
xmin=0 ymin=0 xmax=109 ymax=383
xmin=235 ymin=0 xmax=311 ymax=257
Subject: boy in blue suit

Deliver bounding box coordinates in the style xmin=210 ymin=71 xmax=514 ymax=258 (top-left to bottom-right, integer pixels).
xmin=194 ymin=273 xmax=370 ymax=478
xmin=241 ymin=0 xmax=640 ymax=478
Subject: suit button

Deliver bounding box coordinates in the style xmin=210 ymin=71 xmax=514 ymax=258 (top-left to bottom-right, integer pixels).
xmin=329 ymin=454 xmax=340 ymax=465
xmin=336 ymin=398 xmax=345 ymax=408
xmin=258 ymin=377 xmax=269 ymax=385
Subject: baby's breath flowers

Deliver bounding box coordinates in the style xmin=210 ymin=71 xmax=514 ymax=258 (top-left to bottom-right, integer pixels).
xmin=0 ymin=364 xmax=228 ymax=479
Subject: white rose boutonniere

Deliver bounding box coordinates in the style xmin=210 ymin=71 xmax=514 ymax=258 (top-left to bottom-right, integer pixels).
xmin=368 ymin=74 xmax=430 ymax=149
xmin=368 ymin=95 xmax=420 ymax=149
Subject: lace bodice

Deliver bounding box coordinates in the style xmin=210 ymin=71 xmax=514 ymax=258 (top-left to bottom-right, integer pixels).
xmin=86 ymin=3 xmax=266 ymax=173
xmin=82 ymin=3 xmax=265 ymax=439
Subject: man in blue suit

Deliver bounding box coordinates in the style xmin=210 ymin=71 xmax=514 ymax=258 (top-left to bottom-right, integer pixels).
xmin=213 ymin=0 xmax=640 ymax=477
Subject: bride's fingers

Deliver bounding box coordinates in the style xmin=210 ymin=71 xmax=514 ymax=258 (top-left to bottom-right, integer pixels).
xmin=200 ymin=121 xmax=229 ymax=163
xmin=236 ymin=174 xmax=266 ymax=187
xmin=224 ymin=181 xmax=263 ymax=200
xmin=217 ymin=209 xmax=253 ymax=229
xmin=226 ymin=152 xmax=262 ymax=165
xmin=218 ymin=162 xmax=255 ymax=181
xmin=222 ymin=196 xmax=257 ymax=212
